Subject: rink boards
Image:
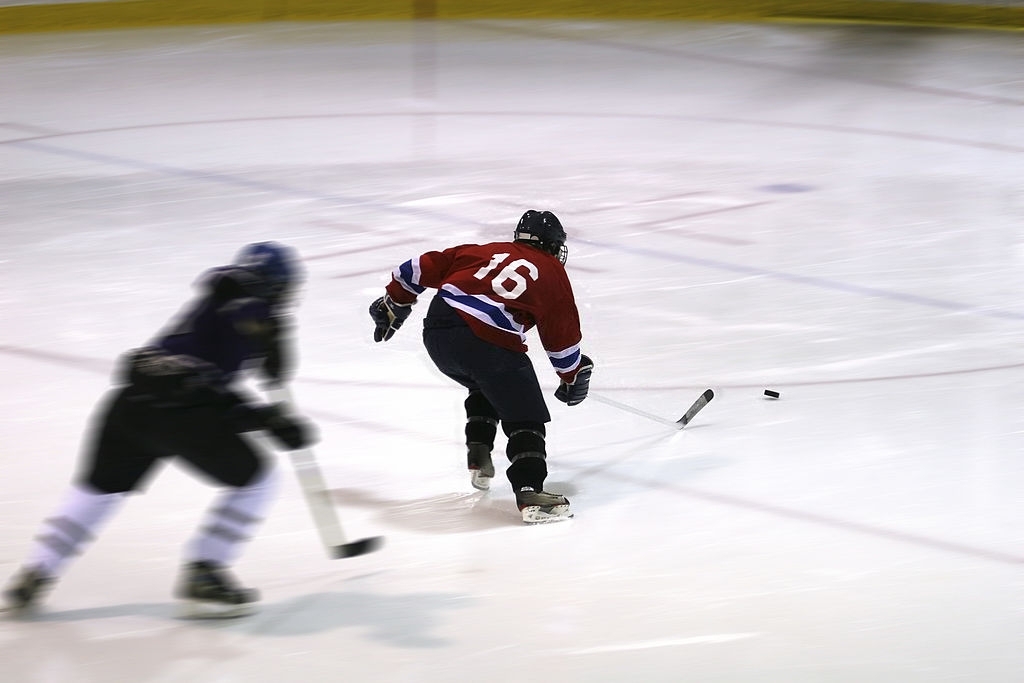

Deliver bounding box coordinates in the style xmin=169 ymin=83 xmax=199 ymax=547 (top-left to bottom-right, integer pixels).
xmin=2 ymin=0 xmax=1024 ymax=34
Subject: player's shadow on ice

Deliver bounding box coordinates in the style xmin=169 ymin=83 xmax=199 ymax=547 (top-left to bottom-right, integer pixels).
xmin=243 ymin=590 xmax=469 ymax=646
xmin=32 ymin=591 xmax=469 ymax=647
xmin=33 ymin=602 xmax=170 ymax=622
xmin=329 ymin=487 xmax=527 ymax=533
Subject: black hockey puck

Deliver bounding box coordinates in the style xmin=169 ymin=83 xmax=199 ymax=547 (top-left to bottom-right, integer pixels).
xmin=764 ymin=389 xmax=780 ymax=399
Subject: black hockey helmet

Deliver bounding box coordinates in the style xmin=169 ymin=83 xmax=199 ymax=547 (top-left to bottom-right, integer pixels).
xmin=514 ymin=210 xmax=568 ymax=264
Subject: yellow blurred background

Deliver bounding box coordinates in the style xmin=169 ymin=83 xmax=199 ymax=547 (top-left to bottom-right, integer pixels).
xmin=2 ymin=0 xmax=1023 ymax=34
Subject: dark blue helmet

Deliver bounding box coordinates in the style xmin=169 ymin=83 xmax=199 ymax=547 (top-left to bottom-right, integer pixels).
xmin=514 ymin=210 xmax=568 ymax=264
xmin=234 ymin=241 xmax=303 ymax=304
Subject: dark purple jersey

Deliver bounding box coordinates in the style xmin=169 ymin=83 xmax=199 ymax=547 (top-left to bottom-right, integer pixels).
xmin=154 ymin=267 xmax=274 ymax=384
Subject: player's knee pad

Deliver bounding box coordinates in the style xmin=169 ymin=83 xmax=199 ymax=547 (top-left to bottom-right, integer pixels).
xmin=466 ymin=418 xmax=497 ymax=447
xmin=465 ymin=390 xmax=499 ymax=420
xmin=505 ymin=450 xmax=548 ymax=491
xmin=504 ymin=422 xmax=547 ymax=490
xmin=504 ymin=422 xmax=546 ymax=460
xmin=465 ymin=391 xmax=498 ymax=446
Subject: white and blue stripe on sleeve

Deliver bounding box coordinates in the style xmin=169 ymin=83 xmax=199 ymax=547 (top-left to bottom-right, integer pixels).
xmin=393 ymin=259 xmax=427 ymax=296
xmin=548 ymin=344 xmax=581 ymax=375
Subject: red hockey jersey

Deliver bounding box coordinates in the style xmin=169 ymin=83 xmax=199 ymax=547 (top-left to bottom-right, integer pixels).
xmin=385 ymin=241 xmax=585 ymax=381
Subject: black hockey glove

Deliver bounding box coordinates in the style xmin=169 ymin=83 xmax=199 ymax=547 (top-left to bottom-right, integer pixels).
xmin=264 ymin=409 xmax=315 ymax=450
xmin=369 ymin=294 xmax=413 ymax=342
xmin=554 ymin=355 xmax=594 ymax=406
xmin=228 ymin=403 xmax=316 ymax=450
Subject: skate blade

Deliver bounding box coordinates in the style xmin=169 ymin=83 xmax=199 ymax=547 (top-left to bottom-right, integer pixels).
xmin=177 ymin=599 xmax=257 ymax=619
xmin=470 ymin=470 xmax=492 ymax=491
xmin=521 ymin=504 xmax=573 ymax=525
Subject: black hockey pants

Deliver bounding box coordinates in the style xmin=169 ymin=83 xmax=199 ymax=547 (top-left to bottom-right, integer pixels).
xmin=79 ymin=388 xmax=266 ymax=494
xmin=422 ymin=297 xmax=550 ymax=425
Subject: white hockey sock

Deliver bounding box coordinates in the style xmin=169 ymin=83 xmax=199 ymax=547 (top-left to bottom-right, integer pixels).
xmin=185 ymin=466 xmax=278 ymax=567
xmin=25 ymin=484 xmax=127 ymax=578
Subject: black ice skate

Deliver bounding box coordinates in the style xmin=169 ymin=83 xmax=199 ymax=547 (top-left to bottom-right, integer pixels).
xmin=176 ymin=561 xmax=259 ymax=619
xmin=467 ymin=443 xmax=495 ymax=491
xmin=3 ymin=566 xmax=54 ymax=614
xmin=515 ymin=487 xmax=573 ymax=524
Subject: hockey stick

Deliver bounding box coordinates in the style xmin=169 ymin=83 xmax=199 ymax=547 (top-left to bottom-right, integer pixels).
xmin=678 ymin=388 xmax=715 ymax=427
xmin=591 ymin=389 xmax=714 ymax=429
xmin=267 ymin=385 xmax=384 ymax=559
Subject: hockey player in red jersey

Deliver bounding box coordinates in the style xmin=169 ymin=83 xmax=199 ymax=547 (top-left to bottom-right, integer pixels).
xmin=369 ymin=210 xmax=593 ymax=524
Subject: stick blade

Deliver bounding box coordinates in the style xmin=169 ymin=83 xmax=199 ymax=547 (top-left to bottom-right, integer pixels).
xmin=677 ymin=388 xmax=714 ymax=428
xmin=331 ymin=536 xmax=385 ymax=559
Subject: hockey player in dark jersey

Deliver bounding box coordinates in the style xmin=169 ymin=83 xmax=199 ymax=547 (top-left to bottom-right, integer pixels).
xmin=369 ymin=210 xmax=594 ymax=524
xmin=2 ymin=242 xmax=315 ymax=618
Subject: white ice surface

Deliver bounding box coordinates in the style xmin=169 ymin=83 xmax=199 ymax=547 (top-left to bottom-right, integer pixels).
xmin=2 ymin=19 xmax=1024 ymax=683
